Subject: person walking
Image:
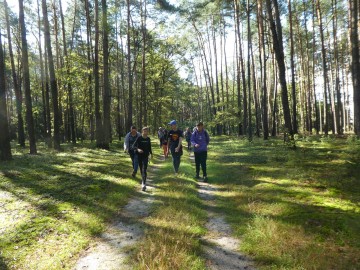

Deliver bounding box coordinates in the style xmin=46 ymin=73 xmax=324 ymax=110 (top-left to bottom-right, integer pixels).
xmin=132 ymin=127 xmax=152 ymax=191
xmin=184 ymin=128 xmax=192 ymax=151
xmin=124 ymin=126 xmax=141 ymax=177
xmin=166 ymin=120 xmax=183 ymax=175
xmin=191 ymin=122 xmax=210 ymax=182
xmin=160 ymin=127 xmax=168 ymax=158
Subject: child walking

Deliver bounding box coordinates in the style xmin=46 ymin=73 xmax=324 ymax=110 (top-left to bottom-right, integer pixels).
xmin=132 ymin=127 xmax=152 ymax=191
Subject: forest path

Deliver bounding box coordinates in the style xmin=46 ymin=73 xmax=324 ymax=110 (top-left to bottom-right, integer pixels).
xmin=189 ymin=154 xmax=256 ymax=270
xmin=73 ymin=165 xmax=159 ymax=270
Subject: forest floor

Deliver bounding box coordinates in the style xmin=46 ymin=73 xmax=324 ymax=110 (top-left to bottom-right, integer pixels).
xmin=0 ymin=136 xmax=360 ymax=270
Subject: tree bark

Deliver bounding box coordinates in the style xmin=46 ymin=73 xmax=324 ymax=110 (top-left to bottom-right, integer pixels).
xmin=257 ymin=0 xmax=269 ymax=139
xmin=350 ymin=0 xmax=360 ymax=135
xmin=19 ymin=0 xmax=37 ymax=154
xmin=42 ymin=0 xmax=61 ymax=150
xmin=126 ymin=0 xmax=133 ymax=130
xmin=5 ymin=0 xmax=25 ymax=147
xmin=0 ymin=31 xmax=12 ymax=160
xmin=288 ymin=0 xmax=298 ymax=134
xmin=102 ymin=0 xmax=111 ymax=149
xmin=266 ymin=0 xmax=293 ymax=136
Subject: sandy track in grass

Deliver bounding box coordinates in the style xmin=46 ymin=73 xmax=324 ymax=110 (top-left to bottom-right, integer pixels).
xmin=190 ymin=153 xmax=256 ymax=270
xmin=73 ymin=165 xmax=159 ymax=270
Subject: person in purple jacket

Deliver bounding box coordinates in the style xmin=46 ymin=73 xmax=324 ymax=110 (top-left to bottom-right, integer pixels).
xmin=191 ymin=122 xmax=210 ymax=182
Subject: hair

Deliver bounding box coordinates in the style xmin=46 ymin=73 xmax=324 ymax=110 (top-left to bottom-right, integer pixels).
xmin=142 ymin=126 xmax=149 ymax=132
xmin=131 ymin=125 xmax=137 ymax=130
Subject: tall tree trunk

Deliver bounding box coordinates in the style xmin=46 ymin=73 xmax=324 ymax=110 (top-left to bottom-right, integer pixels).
xmin=316 ymin=0 xmax=330 ymax=135
xmin=94 ymin=0 xmax=104 ymax=147
xmin=102 ymin=0 xmax=111 ymax=149
xmin=288 ymin=0 xmax=298 ymax=134
xmin=141 ymin=0 xmax=147 ymax=126
xmin=19 ymin=0 xmax=37 ymax=154
xmin=5 ymin=0 xmax=25 ymax=147
xmin=42 ymin=0 xmax=61 ymax=150
xmin=0 ymin=31 xmax=12 ymax=160
xmin=350 ymin=0 xmax=360 ymax=135
xmin=234 ymin=0 xmax=247 ymax=135
xmin=212 ymin=16 xmax=222 ymax=135
xmin=247 ymin=0 xmax=252 ymax=140
xmin=126 ymin=0 xmax=133 ymax=130
xmin=84 ymin=0 xmax=94 ymax=141
xmin=258 ymin=0 xmax=269 ymax=139
xmin=266 ymin=0 xmax=293 ymax=136
xmin=59 ymin=0 xmax=76 ymax=144
xmin=303 ymin=0 xmax=313 ymax=134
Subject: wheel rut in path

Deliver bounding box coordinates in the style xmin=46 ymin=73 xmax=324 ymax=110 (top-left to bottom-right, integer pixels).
xmin=73 ymin=165 xmax=160 ymax=270
xmin=190 ymin=154 xmax=256 ymax=270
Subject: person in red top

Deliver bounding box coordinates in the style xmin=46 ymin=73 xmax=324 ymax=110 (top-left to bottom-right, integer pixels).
xmin=166 ymin=120 xmax=183 ymax=175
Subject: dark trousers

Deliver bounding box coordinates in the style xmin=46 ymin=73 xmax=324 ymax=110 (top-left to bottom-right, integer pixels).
xmin=171 ymin=152 xmax=181 ymax=173
xmin=129 ymin=151 xmax=139 ymax=173
xmin=138 ymin=155 xmax=149 ymax=184
xmin=194 ymin=151 xmax=207 ymax=177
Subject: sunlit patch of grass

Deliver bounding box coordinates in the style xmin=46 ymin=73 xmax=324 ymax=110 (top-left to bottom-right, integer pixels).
xmin=209 ymin=136 xmax=360 ymax=269
xmin=0 ymin=141 xmax=138 ymax=270
xmin=132 ymin=155 xmax=207 ymax=270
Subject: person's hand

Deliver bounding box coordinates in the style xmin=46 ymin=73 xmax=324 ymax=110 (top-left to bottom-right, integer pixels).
xmin=149 ymin=154 xmax=152 ymax=159
xmin=138 ymin=149 xmax=144 ymax=153
xmin=175 ymin=147 xmax=179 ymax=152
xmin=195 ymin=144 xmax=199 ymax=148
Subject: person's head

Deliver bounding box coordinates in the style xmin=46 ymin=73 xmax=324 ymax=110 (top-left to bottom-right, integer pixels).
xmin=142 ymin=126 xmax=149 ymax=137
xmin=196 ymin=122 xmax=204 ymax=132
xmin=168 ymin=120 xmax=177 ymax=130
xmin=130 ymin=125 xmax=137 ymax=134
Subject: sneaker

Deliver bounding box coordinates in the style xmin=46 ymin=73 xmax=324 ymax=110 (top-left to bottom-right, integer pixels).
xmin=203 ymin=176 xmax=208 ymax=182
xmin=131 ymin=171 xmax=136 ymax=177
xmin=142 ymin=184 xmax=146 ymax=191
xmin=195 ymin=175 xmax=200 ymax=179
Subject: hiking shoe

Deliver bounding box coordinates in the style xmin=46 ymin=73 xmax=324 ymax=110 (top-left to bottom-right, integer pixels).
xmin=195 ymin=175 xmax=200 ymax=179
xmin=203 ymin=176 xmax=208 ymax=182
xmin=142 ymin=184 xmax=146 ymax=191
xmin=132 ymin=171 xmax=136 ymax=177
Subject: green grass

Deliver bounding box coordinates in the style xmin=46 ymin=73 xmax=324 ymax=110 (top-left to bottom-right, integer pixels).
xmin=0 ymin=141 xmax=138 ymax=270
xmin=209 ymin=136 xmax=360 ymax=270
xmin=1 ymin=136 xmax=360 ymax=270
xmin=131 ymin=153 xmax=208 ymax=270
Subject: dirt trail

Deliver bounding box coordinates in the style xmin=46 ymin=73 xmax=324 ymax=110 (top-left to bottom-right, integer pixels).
xmin=73 ymin=166 xmax=158 ymax=270
xmin=190 ymin=154 xmax=256 ymax=270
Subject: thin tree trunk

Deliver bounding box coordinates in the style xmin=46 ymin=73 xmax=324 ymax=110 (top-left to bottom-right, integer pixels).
xmin=288 ymin=0 xmax=298 ymax=134
xmin=42 ymin=0 xmax=61 ymax=150
xmin=247 ymin=0 xmax=252 ymax=140
xmin=141 ymin=0 xmax=147 ymax=126
xmin=316 ymin=0 xmax=330 ymax=135
xmin=0 ymin=30 xmax=12 ymax=160
xmin=19 ymin=0 xmax=37 ymax=154
xmin=5 ymin=0 xmax=25 ymax=147
xmin=94 ymin=0 xmax=104 ymax=147
xmin=84 ymin=0 xmax=94 ymax=141
xmin=258 ymin=0 xmax=268 ymax=139
xmin=102 ymin=0 xmax=111 ymax=149
xmin=266 ymin=0 xmax=293 ymax=136
xmin=126 ymin=0 xmax=133 ymax=130
xmin=59 ymin=0 xmax=76 ymax=144
xmin=350 ymin=0 xmax=360 ymax=135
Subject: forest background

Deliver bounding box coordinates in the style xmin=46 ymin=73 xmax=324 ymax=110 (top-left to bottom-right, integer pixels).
xmin=1 ymin=0 xmax=360 ymax=157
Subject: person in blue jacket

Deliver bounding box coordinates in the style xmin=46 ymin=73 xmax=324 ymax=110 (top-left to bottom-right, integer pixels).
xmin=191 ymin=122 xmax=210 ymax=182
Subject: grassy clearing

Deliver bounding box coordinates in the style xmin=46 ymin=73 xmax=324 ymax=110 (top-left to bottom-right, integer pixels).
xmin=209 ymin=136 xmax=360 ymax=270
xmin=131 ymin=153 xmax=208 ymax=270
xmin=0 ymin=141 xmax=138 ymax=270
